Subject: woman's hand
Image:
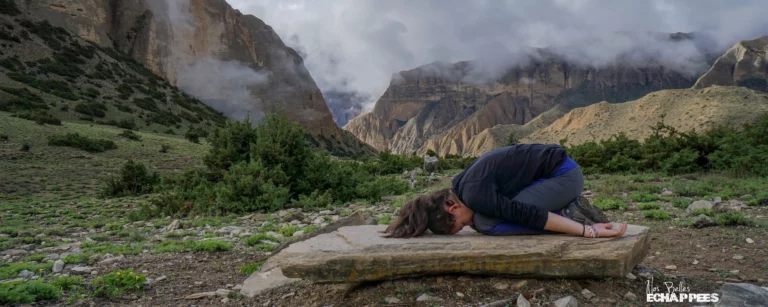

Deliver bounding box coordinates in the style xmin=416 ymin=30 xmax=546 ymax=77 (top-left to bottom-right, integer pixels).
xmin=586 ymin=222 xmax=628 ymax=238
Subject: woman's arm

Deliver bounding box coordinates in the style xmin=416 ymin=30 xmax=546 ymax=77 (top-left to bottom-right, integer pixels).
xmin=543 ymin=212 xmax=627 ymax=237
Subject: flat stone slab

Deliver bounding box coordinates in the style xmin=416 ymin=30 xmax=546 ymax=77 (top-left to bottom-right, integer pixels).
xmin=279 ymin=224 xmax=649 ymax=283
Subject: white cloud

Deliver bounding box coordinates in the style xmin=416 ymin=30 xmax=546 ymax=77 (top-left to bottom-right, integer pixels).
xmin=227 ymin=0 xmax=768 ymax=111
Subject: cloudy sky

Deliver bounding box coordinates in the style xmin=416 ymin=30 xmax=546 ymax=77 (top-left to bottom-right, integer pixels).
xmin=228 ymin=0 xmax=768 ymax=112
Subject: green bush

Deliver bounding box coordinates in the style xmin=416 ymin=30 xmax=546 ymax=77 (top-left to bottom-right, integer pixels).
xmin=49 ymin=276 xmax=85 ymax=291
xmin=118 ymin=129 xmax=141 ymax=141
xmin=642 ymin=209 xmax=671 ymax=220
xmin=0 ymin=281 xmax=60 ymax=304
xmin=637 ymin=203 xmax=661 ymax=210
xmin=188 ymin=240 xmax=232 ymax=252
xmin=567 ymin=114 xmax=768 ymax=176
xmin=243 ymin=234 xmax=281 ymax=247
xmin=48 ymin=133 xmax=117 ymax=153
xmin=13 ymin=110 xmax=61 ymax=125
xmin=239 ymin=261 xmax=265 ymax=275
xmin=715 ymin=212 xmax=751 ymax=226
xmin=293 ymin=190 xmax=333 ymax=211
xmin=102 ymin=160 xmax=160 ymax=197
xmin=92 ymin=269 xmax=146 ymax=297
xmin=592 ymin=196 xmax=627 ymax=210
xmin=631 ymin=191 xmax=659 ymax=202
xmin=74 ymin=101 xmax=107 ymax=118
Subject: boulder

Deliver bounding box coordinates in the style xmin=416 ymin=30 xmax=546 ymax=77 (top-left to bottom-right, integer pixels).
xmin=693 ymin=214 xmax=718 ymax=228
xmin=279 ymin=225 xmax=650 ymax=283
xmin=424 ymin=155 xmax=439 ymax=173
xmin=165 ymin=219 xmax=180 ymax=232
xmin=716 ymin=283 xmax=768 ymax=307
xmin=687 ymin=200 xmax=715 ymax=213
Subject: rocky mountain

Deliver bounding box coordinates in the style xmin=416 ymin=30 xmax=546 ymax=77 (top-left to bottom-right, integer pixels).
xmin=345 ymin=42 xmax=701 ymax=156
xmin=322 ymin=90 xmax=367 ymax=127
xmin=694 ymin=36 xmax=768 ymax=92
xmin=522 ymin=86 xmax=768 ymax=146
xmin=15 ymin=0 xmax=371 ymax=155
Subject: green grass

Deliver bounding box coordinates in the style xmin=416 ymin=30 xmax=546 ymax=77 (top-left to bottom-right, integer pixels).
xmin=637 ymin=203 xmax=661 ymax=210
xmin=22 ymin=254 xmax=47 ymax=262
xmin=92 ymin=269 xmax=146 ymax=297
xmin=0 ymin=262 xmax=53 ymax=280
xmin=715 ymin=212 xmax=751 ymax=226
xmin=49 ymin=276 xmax=85 ymax=291
xmin=691 ymin=209 xmax=714 ymax=217
xmin=0 ymin=280 xmax=61 ymax=304
xmin=592 ymin=196 xmax=628 ymax=210
xmin=631 ymin=191 xmax=660 ymax=203
xmin=243 ymin=233 xmax=281 ymax=247
xmin=152 ymin=239 xmax=233 ymax=254
xmin=642 ymin=210 xmax=671 ymax=220
xmin=670 ymin=198 xmax=693 ymax=209
xmin=61 ymin=253 xmax=93 ymax=265
xmin=164 ymin=230 xmax=198 ymax=238
xmin=239 ymin=261 xmax=265 ymax=275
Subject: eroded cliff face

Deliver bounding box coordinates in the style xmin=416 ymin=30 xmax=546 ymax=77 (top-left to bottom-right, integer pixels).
xmin=20 ymin=0 xmax=368 ymax=153
xmin=347 ymin=51 xmax=697 ymax=156
xmin=694 ymin=36 xmax=768 ymax=92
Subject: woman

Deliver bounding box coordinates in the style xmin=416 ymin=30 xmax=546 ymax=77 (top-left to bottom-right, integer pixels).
xmin=383 ymin=144 xmax=627 ymax=238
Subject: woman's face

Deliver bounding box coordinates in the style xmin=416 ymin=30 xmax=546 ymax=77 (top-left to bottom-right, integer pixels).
xmin=446 ymin=201 xmax=474 ymax=234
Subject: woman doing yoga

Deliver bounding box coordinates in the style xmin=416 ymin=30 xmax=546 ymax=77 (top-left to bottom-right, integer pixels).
xmin=383 ymin=144 xmax=627 ymax=238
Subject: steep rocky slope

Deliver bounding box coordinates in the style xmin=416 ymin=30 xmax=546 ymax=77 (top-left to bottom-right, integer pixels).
xmin=523 ymin=86 xmax=768 ymax=145
xmin=694 ymin=36 xmax=768 ymax=92
xmin=346 ymin=46 xmax=699 ymax=155
xmin=15 ymin=0 xmax=370 ymax=154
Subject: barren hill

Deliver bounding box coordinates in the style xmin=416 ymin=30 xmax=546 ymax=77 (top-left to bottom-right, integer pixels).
xmin=522 ymin=86 xmax=768 ymax=146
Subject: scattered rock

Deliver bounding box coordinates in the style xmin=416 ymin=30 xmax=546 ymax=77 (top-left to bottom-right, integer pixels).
xmin=215 ymin=289 xmax=231 ymax=297
xmin=554 ymin=295 xmax=578 ymax=307
xmin=456 ymin=292 xmax=465 ymax=297
xmin=513 ymin=280 xmax=528 ymax=290
xmin=733 ymin=255 xmax=745 ymax=260
xmin=283 ymin=212 xmax=305 ymax=223
xmin=665 ymin=265 xmax=677 ymax=271
xmin=364 ymin=217 xmax=377 ymax=225
xmin=716 ymin=283 xmax=768 ymax=307
xmin=292 ymin=230 xmax=304 ymax=237
xmin=517 ymin=294 xmax=531 ymax=307
xmin=312 ymin=217 xmax=324 ymax=225
xmin=416 ymin=293 xmax=443 ymax=302
xmin=18 ymin=270 xmax=33 ymax=278
xmin=98 ymin=255 xmax=125 ymax=265
xmin=184 ymin=292 xmax=216 ymax=300
xmin=693 ymin=214 xmax=718 ymax=228
xmin=730 ymin=270 xmax=740 ymax=274
xmin=624 ymin=291 xmax=638 ymax=301
xmin=153 ymin=275 xmax=167 ymax=283
xmin=383 ymin=296 xmax=402 ymax=304
xmin=53 ymin=260 xmax=64 ymax=273
xmin=46 ymin=254 xmax=60 ymax=260
xmin=281 ymin=292 xmax=296 ymax=299
xmin=625 ymin=273 xmax=637 ymax=280
xmin=69 ymin=266 xmax=94 ymax=275
xmin=714 ymin=200 xmax=747 ymax=212
xmin=221 ymin=297 xmax=230 ymax=303
xmin=746 ymin=238 xmax=755 ymax=244
xmin=165 ymin=219 xmax=180 ymax=232
xmin=581 ymin=288 xmax=596 ymax=300
xmin=2 ymin=249 xmax=26 ymax=256
xmin=493 ymin=282 xmax=510 ymax=290
xmin=661 ymin=189 xmax=674 ymax=196
xmin=692 ymin=259 xmax=699 ymax=265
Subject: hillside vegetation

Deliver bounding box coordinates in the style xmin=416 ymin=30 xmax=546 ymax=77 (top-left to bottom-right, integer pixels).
xmin=0 ymin=8 xmax=227 ymax=136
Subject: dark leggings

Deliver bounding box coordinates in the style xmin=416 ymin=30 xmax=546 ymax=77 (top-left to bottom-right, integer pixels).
xmin=472 ymin=166 xmax=584 ymax=235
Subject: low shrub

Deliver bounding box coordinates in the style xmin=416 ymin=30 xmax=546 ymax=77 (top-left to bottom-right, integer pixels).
xmin=118 ymin=129 xmax=141 ymax=141
xmin=92 ymin=269 xmax=146 ymax=297
xmin=48 ymin=133 xmax=117 ymax=153
xmin=102 ymin=160 xmax=159 ymax=197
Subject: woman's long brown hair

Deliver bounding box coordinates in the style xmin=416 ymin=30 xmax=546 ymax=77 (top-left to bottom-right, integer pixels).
xmin=381 ymin=188 xmax=456 ymax=238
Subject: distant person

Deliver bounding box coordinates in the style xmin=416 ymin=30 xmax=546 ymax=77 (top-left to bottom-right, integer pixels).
xmin=383 ymin=144 xmax=627 ymax=238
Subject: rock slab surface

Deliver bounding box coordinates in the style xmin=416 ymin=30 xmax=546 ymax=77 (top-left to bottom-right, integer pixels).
xmin=279 ymin=225 xmax=650 ymax=282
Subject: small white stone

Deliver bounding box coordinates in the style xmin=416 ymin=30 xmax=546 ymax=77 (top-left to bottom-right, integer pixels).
xmin=456 ymin=292 xmax=465 ymax=297
xmin=383 ymin=296 xmax=401 ymax=304
xmin=732 ymin=255 xmax=744 ymax=260
xmin=746 ymin=238 xmax=755 ymax=244
xmin=665 ymin=265 xmax=677 ymax=270
xmin=581 ymin=288 xmax=596 ymax=299
xmin=625 ymin=272 xmax=637 ymax=280
xmin=624 ymin=291 xmax=638 ymax=301
xmin=692 ymin=259 xmax=699 ymax=265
